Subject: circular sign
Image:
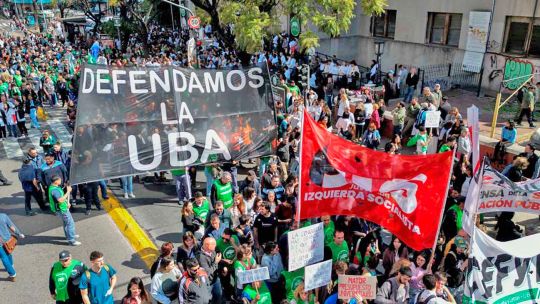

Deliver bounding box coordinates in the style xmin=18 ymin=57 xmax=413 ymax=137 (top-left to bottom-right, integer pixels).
xmin=290 ymin=17 xmax=300 ymax=37
xmin=188 ymin=16 xmax=201 ymax=29
xmin=271 ymin=74 xmax=280 ymax=86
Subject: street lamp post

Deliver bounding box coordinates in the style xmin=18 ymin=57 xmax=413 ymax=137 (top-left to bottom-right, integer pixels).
xmin=374 ymin=39 xmax=385 ymax=85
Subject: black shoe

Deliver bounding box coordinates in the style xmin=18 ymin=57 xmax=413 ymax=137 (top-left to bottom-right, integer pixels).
xmin=517 ymin=123 xmax=523 ymax=126
xmin=96 ymin=206 xmax=102 ymax=211
xmin=530 ymin=124 xmax=536 ymax=128
xmin=26 ymin=211 xmax=36 ymax=216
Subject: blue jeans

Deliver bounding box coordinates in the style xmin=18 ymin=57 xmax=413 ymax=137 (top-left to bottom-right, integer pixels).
xmin=29 ymin=108 xmax=40 ymax=128
xmin=403 ymin=86 xmax=415 ymax=102
xmin=58 ymin=211 xmax=76 ymax=243
xmin=120 ymin=176 xmax=133 ymax=194
xmin=325 ymin=93 xmax=334 ymax=109
xmin=174 ymin=174 xmax=192 ymax=202
xmin=204 ymin=169 xmax=214 ymax=197
xmin=0 ymin=245 xmax=15 ymax=276
xmin=211 ymin=278 xmax=223 ymax=304
xmin=7 ymin=124 xmax=17 ymax=137
xmin=98 ymin=180 xmax=108 ymax=199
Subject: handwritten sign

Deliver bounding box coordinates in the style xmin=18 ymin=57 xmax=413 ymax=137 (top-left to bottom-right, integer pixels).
xmin=304 ymin=260 xmax=332 ymax=291
xmin=288 ymin=223 xmax=324 ymax=271
xmin=237 ymin=267 xmax=270 ymax=285
xmin=338 ymin=275 xmax=377 ymax=300
xmin=425 ymin=111 xmax=441 ymax=128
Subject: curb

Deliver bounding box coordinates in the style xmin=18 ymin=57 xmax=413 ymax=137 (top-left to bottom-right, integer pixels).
xmin=102 ymin=191 xmax=158 ymax=269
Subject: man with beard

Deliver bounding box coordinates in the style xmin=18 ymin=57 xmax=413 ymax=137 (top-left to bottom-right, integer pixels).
xmin=375 ymin=266 xmax=412 ymax=304
xmin=178 ymin=258 xmax=212 ymax=304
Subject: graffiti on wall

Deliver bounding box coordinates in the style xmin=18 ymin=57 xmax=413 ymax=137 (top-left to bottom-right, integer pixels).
xmin=425 ymin=77 xmax=451 ymax=91
xmin=482 ymin=53 xmax=540 ymax=93
xmin=503 ymin=58 xmax=533 ymax=90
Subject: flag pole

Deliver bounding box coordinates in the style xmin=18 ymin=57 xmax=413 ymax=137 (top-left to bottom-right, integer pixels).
xmin=295 ymin=111 xmax=306 ymax=224
xmin=429 ymin=147 xmax=457 ymax=266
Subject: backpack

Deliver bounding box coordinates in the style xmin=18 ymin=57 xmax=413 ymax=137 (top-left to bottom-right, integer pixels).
xmin=181 ymin=268 xmax=208 ymax=291
xmin=415 ymin=290 xmax=437 ymax=304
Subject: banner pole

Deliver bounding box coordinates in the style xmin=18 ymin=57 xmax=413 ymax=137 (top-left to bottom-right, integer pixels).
xmin=295 ymin=111 xmax=306 ymax=224
xmin=429 ymin=147 xmax=457 ymax=265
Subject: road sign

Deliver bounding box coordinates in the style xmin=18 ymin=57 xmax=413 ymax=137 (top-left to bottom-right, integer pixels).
xmin=290 ymin=16 xmax=300 ymax=37
xmin=188 ymin=16 xmax=201 ymax=29
xmin=180 ymin=8 xmax=186 ymax=17
xmin=113 ymin=16 xmax=121 ymax=27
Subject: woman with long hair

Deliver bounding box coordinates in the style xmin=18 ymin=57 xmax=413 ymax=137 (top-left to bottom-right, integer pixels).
xmin=176 ymin=231 xmax=199 ymax=271
xmin=150 ymin=257 xmax=181 ymax=304
xmin=231 ymin=193 xmax=246 ymax=227
xmin=181 ymin=201 xmax=196 ymax=233
xmin=361 ymin=122 xmax=381 ymax=150
xmin=409 ymin=251 xmax=430 ymax=301
xmin=382 ymin=236 xmax=410 ymax=279
xmin=122 ymin=277 xmax=150 ymax=304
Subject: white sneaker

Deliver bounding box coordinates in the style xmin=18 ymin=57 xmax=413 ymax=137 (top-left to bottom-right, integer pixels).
xmin=124 ymin=193 xmax=129 ymax=199
xmin=129 ymin=193 xmax=136 ymax=198
xmin=74 ymin=234 xmax=80 ymax=239
xmin=70 ymin=241 xmax=82 ymax=246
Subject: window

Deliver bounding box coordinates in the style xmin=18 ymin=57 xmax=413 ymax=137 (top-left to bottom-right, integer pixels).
xmin=426 ymin=13 xmax=462 ymax=47
xmin=372 ymin=10 xmax=396 ymax=39
xmin=503 ymin=16 xmax=540 ymax=56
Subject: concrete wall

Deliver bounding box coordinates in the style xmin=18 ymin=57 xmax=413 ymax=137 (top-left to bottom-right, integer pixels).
xmin=317 ymin=0 xmax=540 ymax=92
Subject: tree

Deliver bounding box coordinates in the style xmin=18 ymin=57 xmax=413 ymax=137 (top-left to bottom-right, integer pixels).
xmin=191 ymin=0 xmax=388 ymax=62
xmin=51 ymin=0 xmax=75 ymax=18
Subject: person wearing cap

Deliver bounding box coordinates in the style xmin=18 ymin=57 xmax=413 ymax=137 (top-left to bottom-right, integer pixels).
xmin=49 ymin=250 xmax=86 ymax=303
xmin=375 ymin=266 xmax=412 ymax=304
xmin=40 ymin=129 xmax=57 ymax=154
xmin=239 ymin=170 xmax=261 ymax=198
xmin=442 ymin=237 xmax=468 ymax=292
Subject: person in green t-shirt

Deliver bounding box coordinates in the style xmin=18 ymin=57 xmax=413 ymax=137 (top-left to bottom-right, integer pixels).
xmin=211 ymin=172 xmax=234 ymax=209
xmin=49 ymin=250 xmax=86 ymax=303
xmin=242 ymin=280 xmax=272 ymax=304
xmin=216 ymin=228 xmax=239 ymax=263
xmin=234 ymin=244 xmax=257 ymax=294
xmin=193 ymin=191 xmax=210 ymax=223
xmin=406 ymin=126 xmax=430 ymax=155
xmin=321 ymin=215 xmax=335 ymax=246
xmin=48 ymin=176 xmax=80 ymax=246
xmin=439 ymin=135 xmax=457 ymax=153
xmin=328 ymin=230 xmax=349 ymax=263
xmin=280 ymin=268 xmax=305 ymax=300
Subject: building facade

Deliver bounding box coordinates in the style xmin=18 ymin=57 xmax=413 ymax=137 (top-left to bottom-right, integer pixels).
xmin=317 ymin=0 xmax=540 ymax=95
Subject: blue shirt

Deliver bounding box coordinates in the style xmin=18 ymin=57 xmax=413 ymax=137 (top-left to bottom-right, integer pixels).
xmin=79 ymin=265 xmax=117 ymax=304
xmin=501 ymin=126 xmax=517 ymax=143
xmin=0 ymin=213 xmax=20 ymax=242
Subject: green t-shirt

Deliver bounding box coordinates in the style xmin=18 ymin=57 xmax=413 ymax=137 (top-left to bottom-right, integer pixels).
xmin=216 ymin=235 xmax=239 ymax=261
xmin=193 ymin=199 xmax=210 ymax=222
xmin=243 ymin=283 xmax=272 ymax=304
xmin=48 ymin=185 xmax=68 ymax=213
xmin=171 ymin=168 xmax=187 ymax=176
xmin=51 ymin=259 xmax=84 ymax=301
xmin=323 ymin=221 xmax=335 ymax=246
xmin=439 ymin=144 xmax=452 ymax=153
xmin=213 ymin=179 xmax=233 ymax=209
xmin=329 ymin=240 xmax=349 ymax=263
xmin=281 ymin=268 xmax=305 ymax=300
xmin=13 ymin=74 xmax=22 ymax=87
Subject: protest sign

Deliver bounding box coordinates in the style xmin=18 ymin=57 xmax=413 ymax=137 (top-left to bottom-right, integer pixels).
xmin=304 ymin=260 xmax=332 ymax=291
xmin=71 ymin=64 xmax=277 ymax=184
xmin=288 ymin=223 xmax=324 ymax=271
xmin=338 ymin=275 xmax=377 ymax=300
xmin=298 ymin=112 xmax=453 ymax=250
xmin=237 ymin=267 xmax=270 ymax=285
xmin=424 ymin=111 xmax=441 ymax=128
xmin=477 ymin=163 xmax=540 ymax=215
xmin=464 ymin=227 xmax=540 ymax=304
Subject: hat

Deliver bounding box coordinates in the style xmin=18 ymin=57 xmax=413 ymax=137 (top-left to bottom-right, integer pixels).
xmin=247 ymin=170 xmax=257 ymax=178
xmin=194 ymin=191 xmax=203 ymax=198
xmin=454 ymin=236 xmax=468 ymax=249
xmin=59 ymin=250 xmax=71 ymax=260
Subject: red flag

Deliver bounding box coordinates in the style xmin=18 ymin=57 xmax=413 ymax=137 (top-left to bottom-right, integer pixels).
xmin=298 ymin=111 xmax=453 ymax=250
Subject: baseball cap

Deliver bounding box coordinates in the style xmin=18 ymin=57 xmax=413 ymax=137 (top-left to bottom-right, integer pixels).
xmin=59 ymin=250 xmax=71 ymax=260
xmin=194 ymin=191 xmax=203 ymax=198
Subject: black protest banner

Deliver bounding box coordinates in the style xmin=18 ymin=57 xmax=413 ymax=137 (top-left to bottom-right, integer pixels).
xmin=70 ymin=64 xmax=277 ymax=184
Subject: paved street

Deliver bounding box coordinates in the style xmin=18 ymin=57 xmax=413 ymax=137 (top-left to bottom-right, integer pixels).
xmin=0 ymin=107 xmax=147 ymax=302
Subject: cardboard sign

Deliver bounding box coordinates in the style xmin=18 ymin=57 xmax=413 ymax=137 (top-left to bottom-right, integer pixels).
xmin=288 ymin=223 xmax=324 ymax=271
xmin=425 ymin=111 xmax=441 ymax=128
xmin=304 ymin=260 xmax=332 ymax=291
xmin=237 ymin=267 xmax=270 ymax=285
xmin=338 ymin=275 xmax=377 ymax=300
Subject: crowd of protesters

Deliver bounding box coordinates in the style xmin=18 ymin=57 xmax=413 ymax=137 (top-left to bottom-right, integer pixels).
xmin=0 ymin=14 xmax=536 ymax=304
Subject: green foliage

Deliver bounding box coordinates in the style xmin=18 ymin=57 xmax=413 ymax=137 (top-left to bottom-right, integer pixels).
xmin=361 ymin=0 xmax=388 ymax=16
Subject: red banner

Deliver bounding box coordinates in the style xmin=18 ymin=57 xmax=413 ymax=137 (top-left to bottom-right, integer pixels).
xmin=298 ymin=112 xmax=453 ymax=250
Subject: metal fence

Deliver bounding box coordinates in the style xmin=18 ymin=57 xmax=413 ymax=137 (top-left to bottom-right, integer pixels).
xmin=418 ymin=63 xmax=482 ymax=93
